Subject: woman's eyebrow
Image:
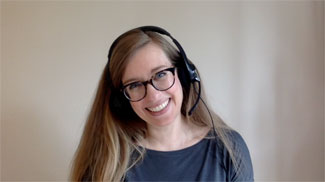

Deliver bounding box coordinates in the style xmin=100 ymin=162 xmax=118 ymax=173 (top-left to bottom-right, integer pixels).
xmin=150 ymin=65 xmax=170 ymax=74
xmin=123 ymin=78 xmax=139 ymax=85
xmin=123 ymin=65 xmax=171 ymax=85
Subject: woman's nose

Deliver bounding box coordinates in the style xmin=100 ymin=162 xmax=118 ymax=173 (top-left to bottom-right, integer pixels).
xmin=145 ymin=83 xmax=161 ymax=101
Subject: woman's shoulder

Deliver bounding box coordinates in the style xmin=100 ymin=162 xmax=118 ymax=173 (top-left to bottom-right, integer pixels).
xmin=210 ymin=128 xmax=254 ymax=181
xmin=206 ymin=128 xmax=253 ymax=166
xmin=225 ymin=129 xmax=248 ymax=148
xmin=206 ymin=128 xmax=247 ymax=147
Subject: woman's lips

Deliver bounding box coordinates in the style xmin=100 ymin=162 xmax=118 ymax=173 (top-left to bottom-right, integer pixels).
xmin=146 ymin=99 xmax=170 ymax=112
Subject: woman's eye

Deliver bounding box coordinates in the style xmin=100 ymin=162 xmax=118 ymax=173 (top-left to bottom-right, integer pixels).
xmin=128 ymin=82 xmax=142 ymax=90
xmin=155 ymin=71 xmax=167 ymax=79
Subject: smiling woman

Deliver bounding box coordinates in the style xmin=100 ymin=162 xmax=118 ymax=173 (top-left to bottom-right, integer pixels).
xmin=70 ymin=26 xmax=254 ymax=181
xmin=122 ymin=43 xmax=184 ymax=128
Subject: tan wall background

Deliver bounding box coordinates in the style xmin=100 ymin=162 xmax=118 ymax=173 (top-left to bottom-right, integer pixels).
xmin=1 ymin=1 xmax=324 ymax=181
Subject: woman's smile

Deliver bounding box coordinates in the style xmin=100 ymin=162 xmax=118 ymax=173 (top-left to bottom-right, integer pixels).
xmin=146 ymin=99 xmax=170 ymax=112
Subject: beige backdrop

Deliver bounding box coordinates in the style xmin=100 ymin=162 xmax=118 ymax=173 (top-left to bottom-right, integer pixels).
xmin=1 ymin=1 xmax=324 ymax=181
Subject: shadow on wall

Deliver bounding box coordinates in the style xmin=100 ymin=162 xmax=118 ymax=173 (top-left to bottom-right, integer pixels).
xmin=236 ymin=1 xmax=324 ymax=180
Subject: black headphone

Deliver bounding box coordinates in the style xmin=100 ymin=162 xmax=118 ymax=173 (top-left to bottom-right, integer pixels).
xmin=107 ymin=26 xmax=201 ymax=117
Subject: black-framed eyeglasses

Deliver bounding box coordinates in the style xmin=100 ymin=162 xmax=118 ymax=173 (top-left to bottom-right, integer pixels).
xmin=121 ymin=67 xmax=176 ymax=102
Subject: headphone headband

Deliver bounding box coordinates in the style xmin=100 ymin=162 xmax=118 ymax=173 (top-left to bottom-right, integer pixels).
xmin=107 ymin=25 xmax=199 ymax=83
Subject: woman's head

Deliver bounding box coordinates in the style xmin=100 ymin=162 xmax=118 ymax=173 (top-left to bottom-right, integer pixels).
xmin=121 ymin=43 xmax=184 ymax=127
xmin=108 ymin=29 xmax=180 ymax=88
xmin=107 ymin=28 xmax=194 ymax=127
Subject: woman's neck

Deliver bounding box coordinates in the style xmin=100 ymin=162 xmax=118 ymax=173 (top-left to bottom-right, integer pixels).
xmin=143 ymin=117 xmax=210 ymax=151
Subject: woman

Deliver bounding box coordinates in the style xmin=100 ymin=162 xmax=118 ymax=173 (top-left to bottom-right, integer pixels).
xmin=71 ymin=26 xmax=254 ymax=181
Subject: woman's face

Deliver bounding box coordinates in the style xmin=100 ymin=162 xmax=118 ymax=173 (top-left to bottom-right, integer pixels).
xmin=122 ymin=43 xmax=183 ymax=128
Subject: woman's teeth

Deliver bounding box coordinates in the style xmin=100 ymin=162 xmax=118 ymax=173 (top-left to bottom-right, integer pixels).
xmin=147 ymin=100 xmax=169 ymax=112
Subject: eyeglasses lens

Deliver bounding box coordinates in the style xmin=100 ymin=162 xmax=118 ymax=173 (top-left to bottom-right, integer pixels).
xmin=123 ymin=68 xmax=175 ymax=102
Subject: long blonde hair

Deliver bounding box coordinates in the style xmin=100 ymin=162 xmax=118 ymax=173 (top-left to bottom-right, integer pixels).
xmin=70 ymin=28 xmax=236 ymax=181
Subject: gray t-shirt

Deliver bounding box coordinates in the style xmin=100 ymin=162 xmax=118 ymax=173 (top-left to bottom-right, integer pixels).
xmin=125 ymin=130 xmax=254 ymax=181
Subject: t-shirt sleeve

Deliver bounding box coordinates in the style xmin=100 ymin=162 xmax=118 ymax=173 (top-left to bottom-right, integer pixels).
xmin=227 ymin=131 xmax=254 ymax=181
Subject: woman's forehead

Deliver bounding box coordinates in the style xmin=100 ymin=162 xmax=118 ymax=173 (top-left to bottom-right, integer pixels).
xmin=122 ymin=43 xmax=172 ymax=82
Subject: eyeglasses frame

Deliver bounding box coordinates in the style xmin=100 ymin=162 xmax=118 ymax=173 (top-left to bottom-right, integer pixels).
xmin=121 ymin=67 xmax=176 ymax=102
